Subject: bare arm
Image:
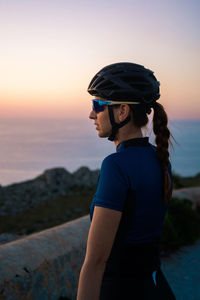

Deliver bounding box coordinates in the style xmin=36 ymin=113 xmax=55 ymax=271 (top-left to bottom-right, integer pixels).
xmin=76 ymin=206 xmax=122 ymax=300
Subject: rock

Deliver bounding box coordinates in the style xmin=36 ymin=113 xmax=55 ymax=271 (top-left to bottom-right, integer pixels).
xmin=0 ymin=167 xmax=99 ymax=216
xmin=73 ymin=166 xmax=99 ymax=188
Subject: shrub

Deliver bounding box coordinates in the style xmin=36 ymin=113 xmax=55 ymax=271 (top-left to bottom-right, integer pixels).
xmin=161 ymin=197 xmax=200 ymax=253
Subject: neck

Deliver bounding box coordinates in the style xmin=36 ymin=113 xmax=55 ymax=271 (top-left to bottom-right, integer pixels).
xmin=114 ymin=127 xmax=143 ymax=147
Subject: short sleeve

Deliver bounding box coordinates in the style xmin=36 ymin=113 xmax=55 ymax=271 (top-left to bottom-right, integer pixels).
xmin=94 ymin=155 xmax=129 ymax=212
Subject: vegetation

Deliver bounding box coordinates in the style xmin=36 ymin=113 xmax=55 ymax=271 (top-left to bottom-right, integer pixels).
xmin=172 ymin=172 xmax=200 ymax=189
xmin=0 ymin=187 xmax=96 ymax=235
xmin=160 ymin=197 xmax=200 ymax=255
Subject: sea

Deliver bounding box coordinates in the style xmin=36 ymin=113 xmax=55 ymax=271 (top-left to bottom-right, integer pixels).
xmin=0 ymin=118 xmax=199 ymax=186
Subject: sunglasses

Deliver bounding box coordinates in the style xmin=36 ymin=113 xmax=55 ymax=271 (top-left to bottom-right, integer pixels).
xmin=92 ymin=99 xmax=140 ymax=113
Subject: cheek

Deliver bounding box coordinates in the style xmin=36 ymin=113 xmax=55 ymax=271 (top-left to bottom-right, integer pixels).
xmin=102 ymin=108 xmax=110 ymax=122
xmin=102 ymin=115 xmax=111 ymax=131
xmin=99 ymin=112 xmax=108 ymax=123
xmin=97 ymin=108 xmax=111 ymax=128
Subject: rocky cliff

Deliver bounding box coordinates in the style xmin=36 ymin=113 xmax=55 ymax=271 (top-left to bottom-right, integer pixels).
xmin=0 ymin=167 xmax=99 ymax=216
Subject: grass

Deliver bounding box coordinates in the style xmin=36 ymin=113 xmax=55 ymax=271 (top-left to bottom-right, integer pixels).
xmin=0 ymin=187 xmax=95 ymax=235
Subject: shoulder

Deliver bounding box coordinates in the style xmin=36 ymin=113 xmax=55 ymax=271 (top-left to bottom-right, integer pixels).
xmin=99 ymin=153 xmax=128 ymax=186
xmin=101 ymin=152 xmax=124 ymax=173
xmin=102 ymin=152 xmax=118 ymax=165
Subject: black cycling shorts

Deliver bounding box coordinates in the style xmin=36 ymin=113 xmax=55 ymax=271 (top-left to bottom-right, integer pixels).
xmin=99 ymin=242 xmax=176 ymax=300
xmin=100 ymin=268 xmax=176 ymax=300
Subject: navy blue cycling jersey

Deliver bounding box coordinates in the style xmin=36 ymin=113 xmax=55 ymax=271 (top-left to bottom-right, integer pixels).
xmin=90 ymin=137 xmax=172 ymax=244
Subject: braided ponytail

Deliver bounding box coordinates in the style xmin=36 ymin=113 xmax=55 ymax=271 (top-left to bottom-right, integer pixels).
xmin=130 ymin=102 xmax=172 ymax=204
xmin=152 ymin=102 xmax=171 ymax=204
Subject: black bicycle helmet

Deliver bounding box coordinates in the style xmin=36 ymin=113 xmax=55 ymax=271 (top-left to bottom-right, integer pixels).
xmin=88 ymin=62 xmax=160 ymax=141
xmin=88 ymin=62 xmax=160 ymax=103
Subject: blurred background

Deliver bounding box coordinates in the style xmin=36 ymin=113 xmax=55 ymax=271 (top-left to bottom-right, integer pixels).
xmin=0 ymin=0 xmax=200 ymax=186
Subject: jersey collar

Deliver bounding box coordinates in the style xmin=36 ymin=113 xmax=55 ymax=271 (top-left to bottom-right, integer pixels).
xmin=116 ymin=137 xmax=149 ymax=152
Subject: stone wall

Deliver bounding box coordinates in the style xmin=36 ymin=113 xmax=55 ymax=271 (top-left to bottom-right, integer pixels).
xmin=0 ymin=215 xmax=90 ymax=300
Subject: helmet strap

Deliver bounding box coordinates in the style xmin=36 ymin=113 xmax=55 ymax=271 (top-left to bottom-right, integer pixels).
xmin=107 ymin=106 xmax=131 ymax=141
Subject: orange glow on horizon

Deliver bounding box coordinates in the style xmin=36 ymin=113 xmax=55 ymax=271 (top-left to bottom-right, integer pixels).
xmin=0 ymin=94 xmax=199 ymax=120
xmin=0 ymin=0 xmax=199 ymax=120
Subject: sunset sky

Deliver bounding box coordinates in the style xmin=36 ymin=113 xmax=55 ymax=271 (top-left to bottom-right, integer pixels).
xmin=1 ymin=0 xmax=199 ymax=120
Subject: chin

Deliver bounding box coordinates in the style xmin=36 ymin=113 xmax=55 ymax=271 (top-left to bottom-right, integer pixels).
xmin=98 ymin=131 xmax=109 ymax=138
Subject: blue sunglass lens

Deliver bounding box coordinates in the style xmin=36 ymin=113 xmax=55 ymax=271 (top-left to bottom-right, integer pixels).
xmin=92 ymin=100 xmax=105 ymax=113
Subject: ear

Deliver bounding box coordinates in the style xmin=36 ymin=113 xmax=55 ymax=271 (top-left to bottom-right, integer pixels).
xmin=118 ymin=104 xmax=131 ymax=122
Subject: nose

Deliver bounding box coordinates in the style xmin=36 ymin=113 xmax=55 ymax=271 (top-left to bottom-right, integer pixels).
xmin=89 ymin=109 xmax=97 ymax=119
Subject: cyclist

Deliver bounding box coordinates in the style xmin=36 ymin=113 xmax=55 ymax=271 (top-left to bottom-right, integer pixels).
xmin=77 ymin=62 xmax=176 ymax=300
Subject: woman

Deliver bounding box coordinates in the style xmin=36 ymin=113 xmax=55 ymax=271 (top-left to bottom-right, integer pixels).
xmin=77 ymin=62 xmax=176 ymax=300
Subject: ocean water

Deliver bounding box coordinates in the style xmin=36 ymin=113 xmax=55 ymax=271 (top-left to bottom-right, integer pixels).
xmin=0 ymin=118 xmax=199 ymax=186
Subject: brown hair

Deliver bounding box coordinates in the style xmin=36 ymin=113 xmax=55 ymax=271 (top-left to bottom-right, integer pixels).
xmin=130 ymin=103 xmax=172 ymax=204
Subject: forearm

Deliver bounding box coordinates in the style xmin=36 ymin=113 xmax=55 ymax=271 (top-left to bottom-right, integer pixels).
xmin=76 ymin=261 xmax=106 ymax=300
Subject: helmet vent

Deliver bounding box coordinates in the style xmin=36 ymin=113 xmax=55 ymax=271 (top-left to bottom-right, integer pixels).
xmin=98 ymin=81 xmax=118 ymax=89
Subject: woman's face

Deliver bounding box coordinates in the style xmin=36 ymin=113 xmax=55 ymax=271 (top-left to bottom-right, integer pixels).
xmin=89 ymin=97 xmax=112 ymax=138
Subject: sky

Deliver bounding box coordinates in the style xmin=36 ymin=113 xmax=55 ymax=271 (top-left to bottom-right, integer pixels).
xmin=0 ymin=0 xmax=200 ymax=120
